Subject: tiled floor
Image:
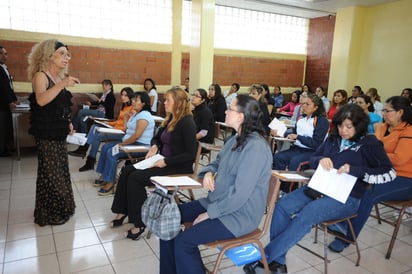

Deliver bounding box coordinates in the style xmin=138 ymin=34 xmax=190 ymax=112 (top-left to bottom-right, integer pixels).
xmin=1 ymin=145 xmax=412 ymax=274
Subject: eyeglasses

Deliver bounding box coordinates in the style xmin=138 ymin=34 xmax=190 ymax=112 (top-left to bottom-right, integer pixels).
xmin=381 ymin=109 xmax=396 ymax=114
xmin=191 ymin=93 xmax=202 ymax=98
xmin=56 ymin=50 xmax=71 ymax=59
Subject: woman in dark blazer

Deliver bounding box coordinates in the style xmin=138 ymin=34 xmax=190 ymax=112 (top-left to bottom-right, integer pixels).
xmin=191 ymin=88 xmax=215 ymax=144
xmin=109 ymin=87 xmax=198 ymax=240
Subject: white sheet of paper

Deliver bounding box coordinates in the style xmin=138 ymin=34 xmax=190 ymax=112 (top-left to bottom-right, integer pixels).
xmin=133 ymin=154 xmax=164 ymax=170
xmin=94 ymin=120 xmax=112 ymax=128
xmin=151 ymin=176 xmax=201 ymax=187
xmin=96 ymin=127 xmax=125 ymax=134
xmin=152 ymin=115 xmax=165 ymax=122
xmin=308 ymin=165 xmax=357 ymax=204
xmin=112 ymin=144 xmax=119 ymax=156
xmin=66 ymin=133 xmax=87 ymax=145
xmin=268 ymin=118 xmax=287 ymax=137
xmin=272 ymin=172 xmax=308 ymax=180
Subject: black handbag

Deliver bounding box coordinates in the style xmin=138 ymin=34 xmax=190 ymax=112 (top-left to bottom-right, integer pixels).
xmin=304 ymin=187 xmax=324 ymax=200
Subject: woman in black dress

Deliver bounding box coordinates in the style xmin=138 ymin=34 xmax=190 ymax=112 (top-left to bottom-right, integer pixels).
xmin=27 ymin=39 xmax=80 ymax=226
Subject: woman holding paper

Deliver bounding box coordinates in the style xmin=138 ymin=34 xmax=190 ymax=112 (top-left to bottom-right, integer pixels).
xmin=328 ymin=96 xmax=412 ymax=253
xmin=110 ymin=87 xmax=197 ymax=240
xmin=160 ymin=95 xmax=272 ymax=274
xmin=244 ymin=104 xmax=395 ymax=274
xmin=94 ymin=91 xmax=155 ymax=195
xmin=28 ymin=39 xmax=80 ymax=226
xmin=272 ymin=92 xmax=329 ymax=192
xmin=70 ymin=87 xmax=135 ymax=171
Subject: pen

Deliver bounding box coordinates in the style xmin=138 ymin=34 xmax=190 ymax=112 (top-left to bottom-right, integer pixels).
xmin=212 ymin=172 xmax=218 ymax=180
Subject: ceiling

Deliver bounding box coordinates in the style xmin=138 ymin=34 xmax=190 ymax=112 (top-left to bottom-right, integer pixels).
xmin=215 ymin=0 xmax=399 ymax=18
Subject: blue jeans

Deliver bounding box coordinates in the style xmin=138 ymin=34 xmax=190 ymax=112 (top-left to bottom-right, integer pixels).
xmin=335 ymin=176 xmax=412 ymax=242
xmin=86 ymin=124 xmax=123 ymax=158
xmin=159 ymin=201 xmax=235 ymax=274
xmin=265 ymin=185 xmax=360 ymax=265
xmin=95 ymin=141 xmax=147 ymax=182
xmin=273 ymin=146 xmax=314 ymax=171
xmin=73 ymin=109 xmax=105 ymax=133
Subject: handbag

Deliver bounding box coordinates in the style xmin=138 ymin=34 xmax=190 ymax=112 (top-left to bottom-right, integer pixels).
xmin=304 ymin=187 xmax=324 ymax=200
xmin=141 ymin=188 xmax=181 ymax=240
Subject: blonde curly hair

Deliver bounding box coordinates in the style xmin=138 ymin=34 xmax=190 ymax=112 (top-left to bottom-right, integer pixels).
xmin=162 ymin=86 xmax=192 ymax=131
xmin=27 ymin=39 xmax=69 ymax=80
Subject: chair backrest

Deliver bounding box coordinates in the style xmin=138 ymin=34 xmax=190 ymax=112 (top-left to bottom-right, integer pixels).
xmin=260 ymin=174 xmax=281 ymax=236
xmin=192 ymin=141 xmax=203 ymax=176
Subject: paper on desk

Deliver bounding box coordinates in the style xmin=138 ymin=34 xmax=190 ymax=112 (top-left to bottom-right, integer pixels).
xmin=152 ymin=115 xmax=165 ymax=122
xmin=94 ymin=120 xmax=112 ymax=128
xmin=151 ymin=176 xmax=201 ymax=187
xmin=96 ymin=127 xmax=125 ymax=134
xmin=308 ymin=165 xmax=357 ymax=204
xmin=16 ymin=103 xmax=30 ymax=109
xmin=272 ymin=172 xmax=308 ymax=180
xmin=133 ymin=154 xmax=164 ymax=170
xmin=66 ymin=133 xmax=87 ymax=145
xmin=273 ymin=137 xmax=295 ymax=142
xmin=268 ymin=118 xmax=287 ymax=137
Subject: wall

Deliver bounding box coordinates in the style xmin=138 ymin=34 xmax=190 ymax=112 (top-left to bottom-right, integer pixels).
xmin=329 ymin=0 xmax=411 ymax=100
xmin=305 ymin=15 xmax=335 ymax=96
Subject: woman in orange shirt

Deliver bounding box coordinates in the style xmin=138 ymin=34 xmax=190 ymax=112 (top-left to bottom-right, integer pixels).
xmin=329 ymin=96 xmax=412 ymax=253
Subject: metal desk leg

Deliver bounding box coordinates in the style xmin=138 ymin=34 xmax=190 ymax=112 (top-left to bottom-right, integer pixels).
xmin=12 ymin=112 xmax=21 ymax=161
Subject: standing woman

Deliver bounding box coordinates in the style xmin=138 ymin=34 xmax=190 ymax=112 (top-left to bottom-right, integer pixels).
xmin=144 ymin=78 xmax=158 ymax=114
xmin=207 ymin=83 xmax=227 ymax=122
xmin=160 ymin=95 xmax=272 ymax=274
xmin=27 ymin=39 xmax=80 ymax=226
xmin=191 ymin=88 xmax=215 ymax=144
xmin=109 ymin=87 xmax=197 ymax=239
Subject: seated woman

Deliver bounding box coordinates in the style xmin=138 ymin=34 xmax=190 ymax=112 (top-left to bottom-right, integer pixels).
xmin=275 ymin=90 xmax=300 ymax=118
xmin=272 ymin=93 xmax=329 ymax=192
xmin=95 ymin=91 xmax=155 ymax=195
xmin=71 ymin=79 xmax=115 ymax=133
xmin=191 ymin=88 xmax=215 ymax=145
xmin=327 ymin=89 xmax=348 ymax=128
xmin=159 ymin=95 xmax=273 ymax=274
xmin=207 ymin=83 xmax=227 ymax=122
xmin=109 ymin=87 xmax=197 ymax=239
xmin=244 ymin=104 xmax=395 ymax=274
xmin=355 ymin=94 xmax=381 ymax=134
xmin=328 ymin=96 xmax=412 ymax=253
xmin=69 ymin=87 xmax=135 ymax=170
xmin=248 ymin=84 xmax=271 ymax=135
xmin=144 ymin=78 xmax=158 ymax=115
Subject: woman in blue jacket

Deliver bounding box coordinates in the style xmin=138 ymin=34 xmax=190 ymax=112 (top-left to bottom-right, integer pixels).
xmin=244 ymin=104 xmax=395 ymax=274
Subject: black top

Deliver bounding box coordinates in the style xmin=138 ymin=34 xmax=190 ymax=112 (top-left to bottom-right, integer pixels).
xmin=0 ymin=65 xmax=17 ymax=111
xmin=193 ymin=102 xmax=215 ymax=144
xmin=259 ymin=101 xmax=271 ymax=135
xmin=208 ymin=96 xmax=227 ymax=122
xmin=90 ymin=90 xmax=115 ymax=119
xmin=29 ymin=72 xmax=72 ymax=141
xmin=151 ymin=115 xmax=197 ymax=173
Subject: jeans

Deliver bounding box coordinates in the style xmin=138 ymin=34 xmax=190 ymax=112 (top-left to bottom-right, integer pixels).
xmin=86 ymin=124 xmax=123 ymax=158
xmin=159 ymin=201 xmax=235 ymax=274
xmin=273 ymin=146 xmax=314 ymax=171
xmin=73 ymin=109 xmax=105 ymax=133
xmin=95 ymin=141 xmax=147 ymax=182
xmin=265 ymin=185 xmax=360 ymax=265
xmin=336 ymin=176 xmax=412 ymax=242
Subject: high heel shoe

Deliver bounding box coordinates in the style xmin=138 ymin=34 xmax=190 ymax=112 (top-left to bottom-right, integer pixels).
xmin=125 ymin=227 xmax=145 ymax=240
xmin=111 ymin=215 xmax=127 ymax=227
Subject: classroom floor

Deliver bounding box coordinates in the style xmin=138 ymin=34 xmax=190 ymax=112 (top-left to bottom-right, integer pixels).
xmin=1 ymin=145 xmax=412 ymax=274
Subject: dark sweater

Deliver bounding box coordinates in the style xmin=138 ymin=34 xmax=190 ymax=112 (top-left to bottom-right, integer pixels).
xmin=310 ymin=135 xmax=396 ymax=199
xmin=90 ymin=90 xmax=115 ymax=119
xmin=193 ymin=102 xmax=214 ymax=144
xmin=208 ymin=96 xmax=227 ymax=122
xmin=151 ymin=115 xmax=197 ymax=173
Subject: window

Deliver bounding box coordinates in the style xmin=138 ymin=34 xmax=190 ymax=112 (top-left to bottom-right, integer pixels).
xmin=182 ymin=1 xmax=308 ymax=54
xmin=0 ymin=0 xmax=173 ymax=44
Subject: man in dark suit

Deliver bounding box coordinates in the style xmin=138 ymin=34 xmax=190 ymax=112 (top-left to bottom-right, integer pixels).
xmin=0 ymin=45 xmax=18 ymax=156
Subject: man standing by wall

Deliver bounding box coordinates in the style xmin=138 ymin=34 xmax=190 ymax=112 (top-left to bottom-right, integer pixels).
xmin=0 ymin=45 xmax=18 ymax=156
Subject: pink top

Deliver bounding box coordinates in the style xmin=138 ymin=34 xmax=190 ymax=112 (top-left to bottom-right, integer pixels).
xmin=278 ymin=102 xmax=300 ymax=116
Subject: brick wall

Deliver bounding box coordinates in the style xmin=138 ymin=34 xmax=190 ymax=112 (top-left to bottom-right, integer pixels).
xmin=305 ymin=16 xmax=336 ymax=95
xmin=4 ymin=40 xmax=308 ymax=89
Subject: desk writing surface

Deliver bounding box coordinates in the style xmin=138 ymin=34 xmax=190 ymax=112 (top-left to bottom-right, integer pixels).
xmin=272 ymin=170 xmax=310 ymax=183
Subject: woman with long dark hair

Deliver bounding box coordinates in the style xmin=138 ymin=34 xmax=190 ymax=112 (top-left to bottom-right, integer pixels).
xmin=159 ymin=95 xmax=273 ymax=274
xmin=207 ymin=83 xmax=227 ymax=122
